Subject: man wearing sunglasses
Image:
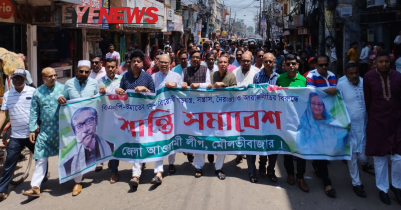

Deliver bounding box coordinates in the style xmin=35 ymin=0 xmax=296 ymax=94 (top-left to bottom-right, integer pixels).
xmin=22 ymin=67 xmax=64 ymax=198
xmin=305 ymin=55 xmax=338 ymax=198
xmin=253 ymin=49 xmax=265 ymax=71
xmin=58 ymin=60 xmax=100 ymax=196
xmin=89 ymin=54 xmax=106 ymax=81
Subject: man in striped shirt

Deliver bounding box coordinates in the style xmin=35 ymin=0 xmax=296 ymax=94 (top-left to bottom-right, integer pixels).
xmin=305 ymin=55 xmax=338 ymax=95
xmin=305 ymin=54 xmax=338 ymax=198
xmin=253 ymin=53 xmax=279 ymax=85
xmin=0 ymin=69 xmax=36 ymax=200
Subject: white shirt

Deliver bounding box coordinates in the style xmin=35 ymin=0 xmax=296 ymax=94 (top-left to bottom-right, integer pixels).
xmin=89 ymin=67 xmax=106 ymax=81
xmin=337 ymin=78 xmax=366 ymax=153
xmin=205 ymin=65 xmax=218 ymax=85
xmin=152 ymin=70 xmax=183 ymax=91
xmin=232 ymin=67 xmax=258 ymax=86
xmin=98 ymin=74 xmax=121 ymax=94
xmin=106 ymin=51 xmax=120 ymax=60
xmin=359 ymin=46 xmax=370 ymax=64
xmin=252 ymin=64 xmax=264 ymax=72
xmin=396 ymin=57 xmax=401 ymax=74
xmin=1 ymin=85 xmax=35 ymax=138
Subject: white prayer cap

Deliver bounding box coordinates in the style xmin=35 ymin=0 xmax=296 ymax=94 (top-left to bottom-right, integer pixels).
xmin=78 ymin=60 xmax=91 ymax=68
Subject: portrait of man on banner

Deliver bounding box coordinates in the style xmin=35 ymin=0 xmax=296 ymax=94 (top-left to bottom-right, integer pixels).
xmin=63 ymin=107 xmax=114 ymax=176
xmin=296 ymin=92 xmax=348 ymax=156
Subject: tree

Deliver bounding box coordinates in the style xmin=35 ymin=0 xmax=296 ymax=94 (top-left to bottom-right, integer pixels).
xmin=247 ymin=26 xmax=254 ymax=33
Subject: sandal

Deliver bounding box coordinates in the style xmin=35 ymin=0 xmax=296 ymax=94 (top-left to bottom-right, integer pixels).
xmin=168 ymin=164 xmax=176 ymax=174
xmin=195 ymin=169 xmax=203 ymax=178
xmin=235 ymin=155 xmax=243 ymax=164
xmin=249 ymin=173 xmax=258 ymax=183
xmin=267 ymin=171 xmax=278 ymax=182
xmin=95 ymin=163 xmax=103 ymax=172
xmin=150 ymin=175 xmax=162 ymax=185
xmin=325 ymin=186 xmax=336 ymax=198
xmin=187 ymin=153 xmax=194 ymax=163
xmin=129 ymin=176 xmax=139 ymax=188
xmin=215 ymin=170 xmax=226 ymax=180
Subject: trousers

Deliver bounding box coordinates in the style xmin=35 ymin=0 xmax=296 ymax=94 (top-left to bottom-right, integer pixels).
xmin=0 ymin=138 xmax=35 ymax=193
xmin=247 ymin=155 xmax=277 ymax=175
xmin=109 ymin=154 xmax=176 ymax=175
xmin=373 ymin=154 xmax=401 ymax=193
xmin=131 ymin=154 xmax=176 ymax=177
xmin=347 ymin=152 xmax=367 ymax=186
xmin=283 ymin=155 xmax=306 ymax=179
xmin=31 ymin=158 xmax=49 ymax=189
xmin=313 ymin=160 xmax=332 ymax=187
xmin=194 ymin=154 xmax=225 ymax=170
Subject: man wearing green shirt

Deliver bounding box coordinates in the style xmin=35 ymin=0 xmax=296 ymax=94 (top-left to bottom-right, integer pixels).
xmin=276 ymin=54 xmax=309 ymax=193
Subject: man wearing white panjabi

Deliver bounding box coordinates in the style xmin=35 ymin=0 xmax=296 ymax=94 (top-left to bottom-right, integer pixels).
xmin=336 ymin=62 xmax=368 ymax=198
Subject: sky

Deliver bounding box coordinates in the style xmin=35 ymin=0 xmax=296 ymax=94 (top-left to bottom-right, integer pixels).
xmin=182 ymin=0 xmax=260 ymax=29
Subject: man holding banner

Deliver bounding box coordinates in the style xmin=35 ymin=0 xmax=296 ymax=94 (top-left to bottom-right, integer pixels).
xmin=181 ymin=50 xmax=212 ymax=178
xmin=113 ymin=50 xmax=155 ymax=188
xmin=306 ymin=55 xmax=338 ymax=198
xmin=276 ymin=54 xmax=309 ymax=192
xmin=22 ymin=68 xmax=64 ymax=198
xmin=58 ymin=60 xmax=100 ymax=196
xmin=250 ymin=53 xmax=279 ymax=183
xmin=147 ymin=54 xmax=183 ymax=184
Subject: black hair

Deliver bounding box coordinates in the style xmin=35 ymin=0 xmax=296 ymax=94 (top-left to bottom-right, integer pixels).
xmin=236 ymin=49 xmax=244 ymax=54
xmin=214 ymin=42 xmax=220 ymax=46
xmin=249 ymin=44 xmax=256 ymax=50
xmin=205 ymin=52 xmax=215 ymax=59
xmin=91 ymin=54 xmax=102 ymax=60
xmin=255 ymin=49 xmax=264 ymax=54
xmin=128 ymin=47 xmax=134 ymax=51
xmin=178 ymin=50 xmax=188 ymax=57
xmin=377 ymin=42 xmax=385 ymax=48
xmin=124 ymin=53 xmax=131 ymax=60
xmin=179 ymin=44 xmax=185 ymax=48
xmin=190 ymin=50 xmax=201 ymax=57
xmin=376 ymin=50 xmax=390 ymax=59
xmin=317 ymin=54 xmax=330 ymax=63
xmin=284 ymin=54 xmax=298 ymax=62
xmin=220 ymin=52 xmax=228 ymax=57
xmin=155 ymin=51 xmax=163 ymax=56
xmin=130 ymin=49 xmax=145 ymax=62
xmin=105 ymin=58 xmax=117 ymax=64
xmin=108 ymin=43 xmax=114 ymax=47
xmin=345 ymin=62 xmax=358 ymax=71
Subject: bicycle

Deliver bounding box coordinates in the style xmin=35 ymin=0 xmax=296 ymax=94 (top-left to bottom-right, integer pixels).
xmin=0 ymin=122 xmax=33 ymax=185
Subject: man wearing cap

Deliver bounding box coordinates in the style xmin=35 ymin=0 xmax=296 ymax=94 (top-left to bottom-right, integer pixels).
xmin=22 ymin=67 xmax=65 ymax=198
xmin=57 ymin=60 xmax=100 ymax=196
xmin=0 ymin=69 xmax=36 ymax=200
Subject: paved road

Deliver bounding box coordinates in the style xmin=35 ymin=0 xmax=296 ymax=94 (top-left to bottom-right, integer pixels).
xmin=0 ymin=154 xmax=400 ymax=210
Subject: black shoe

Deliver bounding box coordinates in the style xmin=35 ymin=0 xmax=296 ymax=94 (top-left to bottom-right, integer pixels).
xmin=353 ymin=185 xmax=366 ymax=198
xmin=379 ymin=191 xmax=391 ymax=205
xmin=390 ymin=185 xmax=401 ymax=204
xmin=207 ymin=154 xmax=214 ymax=163
xmin=362 ymin=162 xmax=374 ymax=172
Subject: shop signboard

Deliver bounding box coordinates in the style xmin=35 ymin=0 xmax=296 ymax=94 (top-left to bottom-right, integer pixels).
xmin=367 ymin=0 xmax=384 ymax=8
xmin=336 ymin=4 xmax=352 ymax=18
xmin=102 ymin=0 xmax=109 ymax=29
xmin=86 ymin=30 xmax=102 ymax=41
xmin=260 ymin=19 xmax=266 ymax=29
xmin=167 ymin=20 xmax=174 ymax=31
xmin=167 ymin=8 xmax=174 ymax=20
xmin=0 ymin=0 xmax=15 ymax=20
xmin=125 ymin=0 xmax=164 ymax=29
xmin=173 ymin=14 xmax=182 ymax=31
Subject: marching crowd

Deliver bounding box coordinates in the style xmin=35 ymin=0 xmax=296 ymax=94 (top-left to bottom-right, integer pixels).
xmin=0 ymin=40 xmax=400 ymax=206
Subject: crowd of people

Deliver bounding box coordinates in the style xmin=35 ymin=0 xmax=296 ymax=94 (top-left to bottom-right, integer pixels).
xmin=0 ymin=40 xmax=400 ymax=206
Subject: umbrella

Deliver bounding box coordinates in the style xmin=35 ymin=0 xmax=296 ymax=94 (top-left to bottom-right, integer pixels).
xmin=0 ymin=47 xmax=25 ymax=76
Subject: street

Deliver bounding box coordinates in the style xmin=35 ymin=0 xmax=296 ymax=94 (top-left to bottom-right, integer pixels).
xmin=0 ymin=154 xmax=399 ymax=210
